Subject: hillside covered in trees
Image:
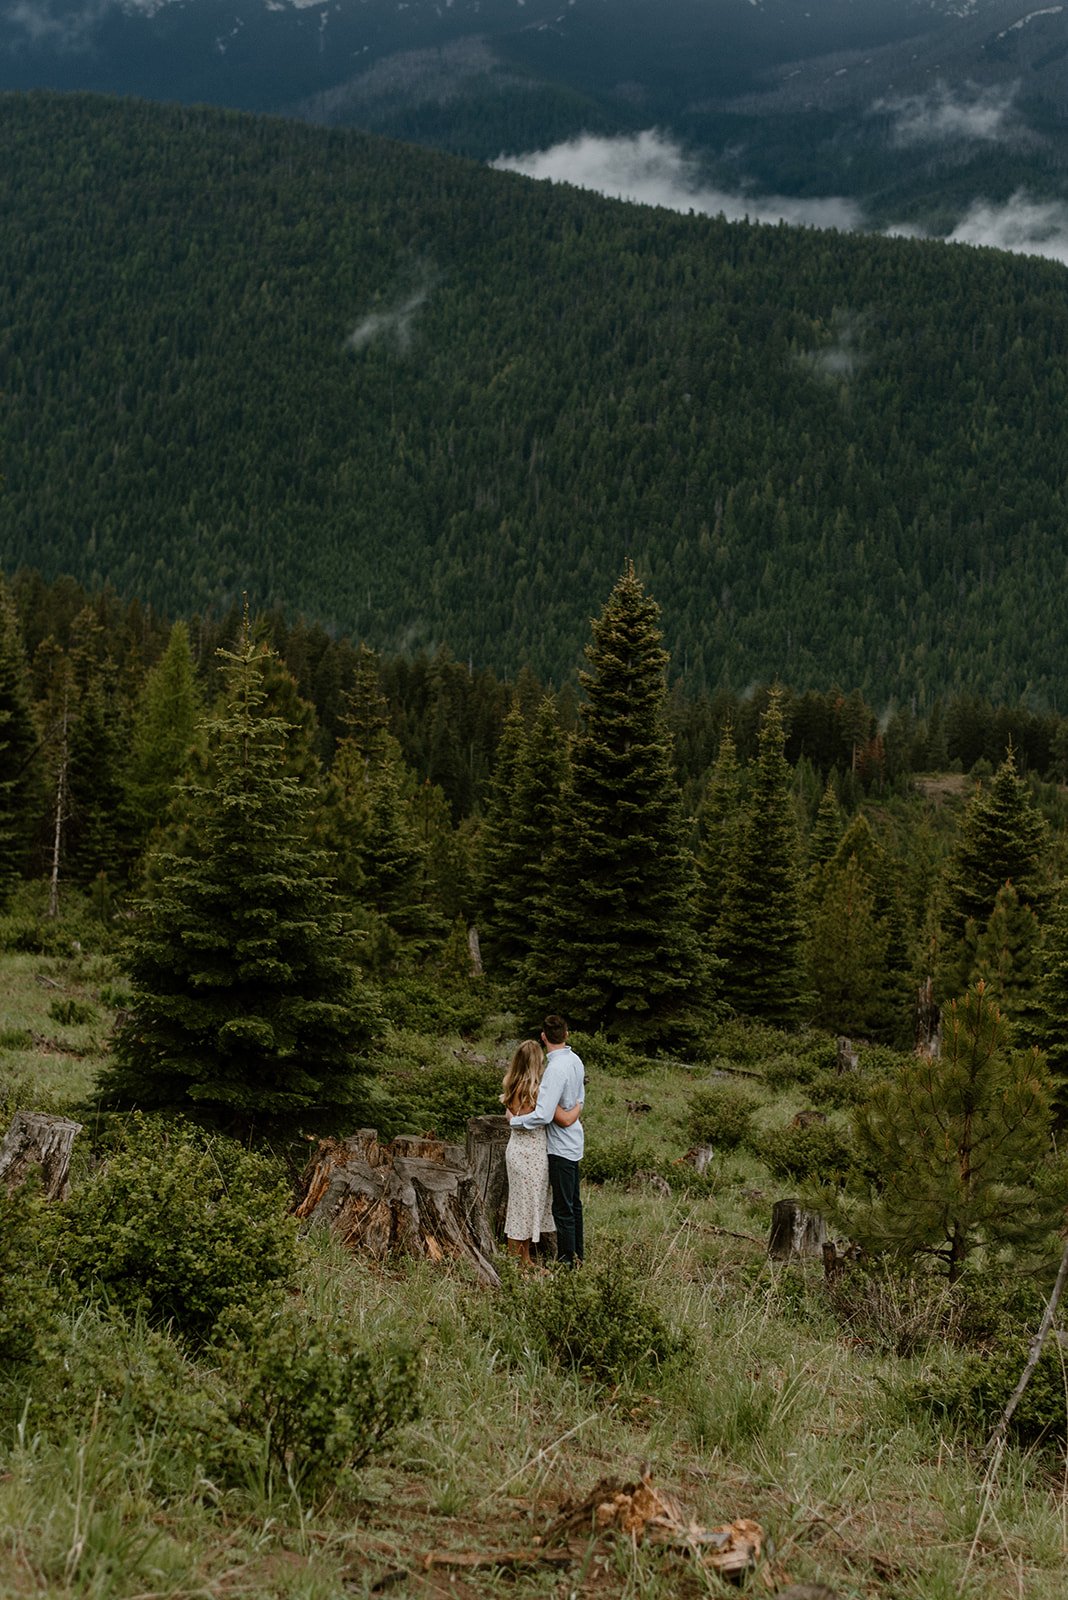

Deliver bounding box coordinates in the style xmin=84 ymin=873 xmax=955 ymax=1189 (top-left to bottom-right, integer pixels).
xmin=5 ymin=93 xmax=1068 ymax=707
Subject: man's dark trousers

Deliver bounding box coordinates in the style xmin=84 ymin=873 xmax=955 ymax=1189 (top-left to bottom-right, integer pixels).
xmin=547 ymin=1154 xmax=583 ymax=1265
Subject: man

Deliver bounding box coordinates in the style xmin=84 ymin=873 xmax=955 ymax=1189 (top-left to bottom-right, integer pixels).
xmin=506 ymin=1013 xmax=585 ymax=1265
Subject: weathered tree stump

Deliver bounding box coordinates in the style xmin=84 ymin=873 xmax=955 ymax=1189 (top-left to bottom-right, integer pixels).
xmin=0 ymin=1111 xmax=83 ymax=1200
xmin=768 ymin=1198 xmax=827 ymax=1260
xmin=465 ymin=1114 xmax=557 ymax=1257
xmin=294 ymin=1129 xmax=501 ymax=1286
xmin=465 ymin=1114 xmax=512 ymax=1239
xmin=683 ymin=1144 xmax=716 ymax=1177
xmin=835 ymin=1036 xmax=859 ymax=1074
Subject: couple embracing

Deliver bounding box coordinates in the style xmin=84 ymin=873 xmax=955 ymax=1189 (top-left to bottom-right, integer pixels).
xmin=500 ymin=1014 xmax=585 ymax=1268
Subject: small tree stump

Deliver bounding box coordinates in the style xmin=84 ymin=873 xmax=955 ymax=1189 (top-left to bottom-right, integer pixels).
xmin=683 ymin=1144 xmax=716 ymax=1176
xmin=0 ymin=1111 xmax=83 ymax=1200
xmin=768 ymin=1198 xmax=827 ymax=1260
xmin=835 ymin=1036 xmax=859 ymax=1074
xmin=294 ymin=1129 xmax=500 ymax=1286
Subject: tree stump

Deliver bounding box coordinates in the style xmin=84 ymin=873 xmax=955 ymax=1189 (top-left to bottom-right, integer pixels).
xmin=683 ymin=1144 xmax=716 ymax=1177
xmin=465 ymin=1114 xmax=512 ymax=1239
xmin=465 ymin=1114 xmax=557 ymax=1257
xmin=768 ymin=1198 xmax=827 ymax=1260
xmin=0 ymin=1111 xmax=83 ymax=1200
xmin=835 ymin=1036 xmax=859 ymax=1074
xmin=294 ymin=1129 xmax=501 ymax=1286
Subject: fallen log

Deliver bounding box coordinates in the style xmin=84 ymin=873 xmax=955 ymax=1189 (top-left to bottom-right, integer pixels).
xmin=294 ymin=1129 xmax=500 ymax=1286
xmin=0 ymin=1110 xmax=83 ymax=1200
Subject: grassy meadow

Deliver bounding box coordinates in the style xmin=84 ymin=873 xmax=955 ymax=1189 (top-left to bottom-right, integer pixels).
xmin=2 ymin=937 xmax=1068 ymax=1600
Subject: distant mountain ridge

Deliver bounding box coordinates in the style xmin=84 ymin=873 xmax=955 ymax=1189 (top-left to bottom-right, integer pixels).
xmin=3 ymin=1 xmax=1067 ymax=230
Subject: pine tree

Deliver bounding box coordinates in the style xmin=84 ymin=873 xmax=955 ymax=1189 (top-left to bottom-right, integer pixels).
xmin=939 ymin=746 xmax=1049 ymax=998
xmin=1033 ymin=884 xmax=1068 ymax=1118
xmin=694 ymin=721 xmax=741 ymax=939
xmin=0 ymin=578 xmax=39 ymax=907
xmin=526 ymin=565 xmax=705 ymax=1046
xmin=807 ymin=777 xmax=844 ymax=870
xmin=718 ymin=688 xmax=808 ymax=1025
xmin=845 ymin=983 xmax=1057 ymax=1281
xmin=96 ymin=631 xmax=376 ymax=1134
xmin=123 ymin=620 xmax=204 ymax=854
xmin=970 ymin=880 xmax=1043 ymax=1040
xmin=475 ymin=702 xmax=528 ymax=981
xmin=808 ymin=851 xmax=888 ymax=1037
xmin=479 ymin=694 xmax=568 ymax=987
xmin=320 ymin=684 xmax=433 ymax=965
xmin=64 ymin=671 xmax=129 ymax=889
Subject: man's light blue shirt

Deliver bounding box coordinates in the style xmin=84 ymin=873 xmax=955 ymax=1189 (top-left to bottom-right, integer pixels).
xmin=509 ymin=1045 xmax=585 ymax=1160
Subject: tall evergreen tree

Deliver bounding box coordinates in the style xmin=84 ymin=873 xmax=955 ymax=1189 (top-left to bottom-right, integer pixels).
xmin=807 ymin=849 xmax=889 ymax=1038
xmin=96 ymin=632 xmax=376 ymax=1133
xmin=320 ymin=676 xmax=432 ymax=966
xmin=475 ymin=702 xmax=528 ymax=981
xmin=807 ymin=777 xmax=844 ymax=870
xmin=479 ymin=694 xmax=569 ymax=988
xmin=718 ymin=688 xmax=808 ymax=1025
xmin=1033 ymin=884 xmax=1068 ymax=1119
xmin=694 ymin=721 xmax=741 ymax=940
xmin=526 ymin=565 xmax=705 ymax=1045
xmin=0 ymin=577 xmax=39 ymax=906
xmin=939 ymin=745 xmax=1049 ymax=998
xmin=123 ymin=619 xmax=204 ymax=855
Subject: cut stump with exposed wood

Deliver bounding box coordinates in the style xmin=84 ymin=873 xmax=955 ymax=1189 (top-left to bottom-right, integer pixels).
xmin=465 ymin=1113 xmax=512 ymax=1240
xmin=294 ymin=1128 xmax=500 ymax=1286
xmin=768 ymin=1198 xmax=827 ymax=1260
xmin=0 ymin=1111 xmax=83 ymax=1200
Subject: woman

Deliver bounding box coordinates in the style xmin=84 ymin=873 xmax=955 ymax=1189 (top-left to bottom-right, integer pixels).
xmin=500 ymin=1039 xmax=582 ymax=1265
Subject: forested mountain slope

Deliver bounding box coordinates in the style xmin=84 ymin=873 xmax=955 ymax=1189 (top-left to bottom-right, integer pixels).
xmin=4 ymin=92 xmax=1068 ymax=705
xmin=2 ymin=0 xmax=1067 ymax=231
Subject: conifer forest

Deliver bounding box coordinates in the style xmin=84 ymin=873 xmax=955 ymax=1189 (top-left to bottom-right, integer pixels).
xmin=6 ymin=87 xmax=1068 ymax=1600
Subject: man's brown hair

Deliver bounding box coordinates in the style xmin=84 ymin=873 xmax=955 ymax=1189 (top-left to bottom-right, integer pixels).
xmin=543 ymin=1014 xmax=568 ymax=1046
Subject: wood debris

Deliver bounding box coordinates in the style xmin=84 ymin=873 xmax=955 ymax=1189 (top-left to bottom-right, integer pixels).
xmin=545 ymin=1472 xmax=764 ymax=1579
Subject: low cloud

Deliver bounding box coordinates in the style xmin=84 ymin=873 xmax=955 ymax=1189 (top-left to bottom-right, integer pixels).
xmin=346 ymin=288 xmax=429 ymax=355
xmin=3 ymin=0 xmax=110 ymax=50
xmin=946 ymin=192 xmax=1068 ymax=267
xmin=802 ymin=313 xmax=867 ymax=385
xmin=493 ymin=131 xmax=863 ymax=233
xmin=874 ymin=82 xmax=1019 ymax=147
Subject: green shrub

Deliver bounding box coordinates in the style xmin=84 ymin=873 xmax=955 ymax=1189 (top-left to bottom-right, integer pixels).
xmin=0 ymin=1179 xmax=59 ymax=1379
xmin=569 ymin=1030 xmax=652 ymax=1078
xmin=807 ymin=1068 xmax=871 ymax=1109
xmin=47 ymin=997 xmax=99 ymax=1027
xmin=904 ymin=1336 xmax=1066 ymax=1448
xmin=581 ymin=1138 xmax=645 ymax=1185
xmin=702 ymin=1019 xmax=797 ymax=1068
xmin=685 ymin=1082 xmax=755 ymax=1150
xmin=377 ymin=972 xmax=491 ymax=1036
xmin=58 ymin=1119 xmax=298 ymax=1346
xmin=484 ymin=1251 xmax=692 ymax=1389
xmin=215 ymin=1302 xmax=420 ymax=1498
xmin=386 ymin=1051 xmax=502 ymax=1139
xmin=0 ymin=1028 xmax=33 ymax=1050
xmin=754 ymin=1119 xmax=854 ymax=1184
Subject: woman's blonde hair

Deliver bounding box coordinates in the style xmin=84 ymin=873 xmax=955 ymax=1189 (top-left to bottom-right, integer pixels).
xmin=500 ymin=1039 xmax=544 ymax=1113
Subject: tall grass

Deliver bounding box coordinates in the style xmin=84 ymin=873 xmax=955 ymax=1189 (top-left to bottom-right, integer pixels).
xmin=2 ymin=952 xmax=1068 ymax=1598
